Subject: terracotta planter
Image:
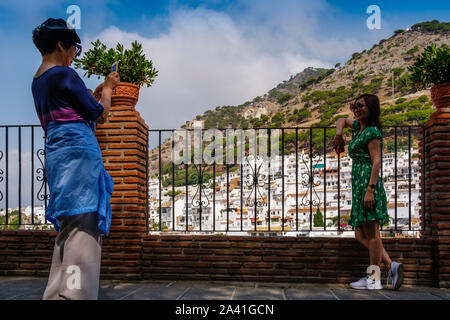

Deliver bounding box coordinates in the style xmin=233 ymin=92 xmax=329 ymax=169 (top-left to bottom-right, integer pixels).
xmin=111 ymin=82 xmax=140 ymax=107
xmin=430 ymin=82 xmax=450 ymax=110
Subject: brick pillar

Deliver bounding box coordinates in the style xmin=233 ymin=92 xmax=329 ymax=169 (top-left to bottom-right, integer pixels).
xmin=95 ymin=84 xmax=148 ymax=280
xmin=419 ymin=83 xmax=450 ymax=288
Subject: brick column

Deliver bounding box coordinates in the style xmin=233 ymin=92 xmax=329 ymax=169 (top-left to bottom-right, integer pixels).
xmin=419 ymin=83 xmax=450 ymax=288
xmin=95 ymin=85 xmax=148 ymax=280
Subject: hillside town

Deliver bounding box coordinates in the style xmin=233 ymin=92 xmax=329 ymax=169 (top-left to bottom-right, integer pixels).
xmin=0 ymin=147 xmax=422 ymax=238
xmin=148 ymin=148 xmax=422 ymax=237
xmin=0 ymin=146 xmax=422 ymax=237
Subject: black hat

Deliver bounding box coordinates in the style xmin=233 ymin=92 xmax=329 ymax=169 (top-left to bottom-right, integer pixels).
xmin=33 ymin=18 xmax=81 ymax=44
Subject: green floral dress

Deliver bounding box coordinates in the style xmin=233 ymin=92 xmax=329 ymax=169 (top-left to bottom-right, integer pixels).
xmin=348 ymin=120 xmax=389 ymax=228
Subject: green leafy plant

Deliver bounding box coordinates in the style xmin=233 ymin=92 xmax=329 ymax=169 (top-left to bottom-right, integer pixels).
xmin=395 ymin=97 xmax=406 ymax=104
xmin=405 ymin=46 xmax=419 ymax=55
xmin=277 ymin=93 xmax=294 ymax=105
xmin=313 ymin=207 xmax=324 ymax=228
xmin=408 ymin=43 xmax=450 ymax=89
xmin=74 ymin=40 xmax=158 ymax=88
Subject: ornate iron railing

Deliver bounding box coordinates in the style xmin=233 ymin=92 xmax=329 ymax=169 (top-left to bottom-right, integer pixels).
xmin=0 ymin=125 xmax=51 ymax=229
xmin=0 ymin=125 xmax=425 ymax=235
xmin=147 ymin=126 xmax=425 ymax=235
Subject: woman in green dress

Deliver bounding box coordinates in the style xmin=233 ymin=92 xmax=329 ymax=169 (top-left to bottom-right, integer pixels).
xmin=331 ymin=93 xmax=404 ymax=290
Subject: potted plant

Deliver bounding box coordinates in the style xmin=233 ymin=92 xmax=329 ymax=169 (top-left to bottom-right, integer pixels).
xmin=74 ymin=40 xmax=158 ymax=107
xmin=408 ymin=43 xmax=450 ymax=109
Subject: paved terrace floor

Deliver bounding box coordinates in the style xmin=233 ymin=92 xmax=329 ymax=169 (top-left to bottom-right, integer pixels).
xmin=1 ymin=276 xmax=450 ymax=300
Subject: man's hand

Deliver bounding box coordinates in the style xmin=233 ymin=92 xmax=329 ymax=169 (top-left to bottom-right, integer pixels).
xmin=104 ymin=71 xmax=120 ymax=90
xmin=364 ymin=188 xmax=375 ymax=211
xmin=93 ymin=82 xmax=104 ymax=101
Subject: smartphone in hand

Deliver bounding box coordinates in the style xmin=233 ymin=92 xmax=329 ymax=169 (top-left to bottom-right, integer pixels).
xmin=111 ymin=61 xmax=119 ymax=73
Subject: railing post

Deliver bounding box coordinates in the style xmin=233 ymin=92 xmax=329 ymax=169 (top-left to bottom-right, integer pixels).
xmin=95 ymin=96 xmax=149 ymax=280
xmin=419 ymin=85 xmax=450 ymax=288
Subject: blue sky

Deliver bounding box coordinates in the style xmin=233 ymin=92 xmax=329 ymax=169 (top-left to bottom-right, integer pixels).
xmin=0 ymin=0 xmax=448 ymax=128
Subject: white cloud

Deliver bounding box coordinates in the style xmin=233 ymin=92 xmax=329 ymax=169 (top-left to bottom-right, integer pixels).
xmin=84 ymin=8 xmax=330 ymax=129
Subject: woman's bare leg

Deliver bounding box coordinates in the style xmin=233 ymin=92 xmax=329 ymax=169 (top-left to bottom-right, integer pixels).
xmin=363 ymin=221 xmax=383 ymax=266
xmin=355 ymin=225 xmax=392 ymax=269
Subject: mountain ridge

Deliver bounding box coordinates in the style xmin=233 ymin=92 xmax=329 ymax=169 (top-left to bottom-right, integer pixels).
xmin=181 ymin=20 xmax=449 ymax=130
xmin=149 ymin=20 xmax=450 ymax=174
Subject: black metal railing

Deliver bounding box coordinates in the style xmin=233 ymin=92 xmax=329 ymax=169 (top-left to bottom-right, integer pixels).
xmin=147 ymin=125 xmax=425 ymax=235
xmin=0 ymin=125 xmax=425 ymax=235
xmin=0 ymin=125 xmax=51 ymax=230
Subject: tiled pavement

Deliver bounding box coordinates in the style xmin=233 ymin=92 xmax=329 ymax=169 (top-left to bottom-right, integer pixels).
xmin=1 ymin=276 xmax=449 ymax=300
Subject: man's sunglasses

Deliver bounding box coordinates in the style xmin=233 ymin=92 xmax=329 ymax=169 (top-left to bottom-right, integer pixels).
xmin=74 ymin=43 xmax=82 ymax=58
xmin=350 ymin=102 xmax=365 ymax=111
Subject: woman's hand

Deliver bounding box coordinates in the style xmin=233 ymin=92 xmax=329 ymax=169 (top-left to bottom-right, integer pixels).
xmin=331 ymin=117 xmax=350 ymax=154
xmin=331 ymin=134 xmax=345 ymax=154
xmin=104 ymin=71 xmax=120 ymax=90
xmin=364 ymin=189 xmax=375 ymax=211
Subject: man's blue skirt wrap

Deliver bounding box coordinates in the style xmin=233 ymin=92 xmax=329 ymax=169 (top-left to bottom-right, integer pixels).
xmin=45 ymin=121 xmax=114 ymax=236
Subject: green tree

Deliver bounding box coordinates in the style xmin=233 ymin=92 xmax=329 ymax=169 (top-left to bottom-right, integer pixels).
xmin=278 ymin=93 xmax=294 ymax=105
xmin=271 ymin=112 xmax=285 ymax=124
xmin=406 ymin=109 xmax=433 ymax=125
xmin=411 ymin=20 xmax=450 ymax=32
xmin=382 ymin=114 xmax=407 ymax=126
xmin=392 ymin=67 xmax=404 ymax=77
xmin=386 ymin=137 xmax=409 ymax=152
xmin=313 ymin=207 xmax=324 ymax=228
xmin=165 ymin=190 xmax=182 ymax=198
xmin=240 ymin=118 xmax=249 ymax=129
xmin=406 ymin=100 xmax=422 ymax=111
xmin=395 ymin=98 xmax=406 ymax=104
xmin=260 ymin=114 xmax=269 ymax=123
xmin=0 ymin=210 xmax=20 ymax=230
xmin=268 ymin=89 xmax=283 ymax=100
xmin=406 ymin=46 xmax=419 ymax=55
xmin=297 ymin=107 xmax=311 ymax=122
xmin=417 ymin=95 xmax=429 ymax=104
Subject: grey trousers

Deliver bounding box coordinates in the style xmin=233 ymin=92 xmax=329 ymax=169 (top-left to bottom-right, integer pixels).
xmin=43 ymin=212 xmax=102 ymax=300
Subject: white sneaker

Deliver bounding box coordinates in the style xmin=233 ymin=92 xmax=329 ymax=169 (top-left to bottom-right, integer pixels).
xmin=366 ymin=265 xmax=383 ymax=290
xmin=387 ymin=261 xmax=404 ymax=290
xmin=350 ymin=276 xmax=369 ymax=289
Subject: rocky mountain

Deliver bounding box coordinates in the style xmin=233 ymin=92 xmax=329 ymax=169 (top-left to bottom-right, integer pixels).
xmin=182 ymin=21 xmax=448 ymax=129
xmin=149 ymin=20 xmax=450 ymax=174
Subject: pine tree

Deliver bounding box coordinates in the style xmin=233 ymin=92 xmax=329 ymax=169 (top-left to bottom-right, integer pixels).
xmin=313 ymin=207 xmax=324 ymax=228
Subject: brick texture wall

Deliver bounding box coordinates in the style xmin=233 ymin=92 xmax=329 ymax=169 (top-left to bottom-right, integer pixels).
xmin=141 ymin=235 xmax=434 ymax=286
xmin=419 ymin=88 xmax=450 ymax=287
xmin=0 ymin=230 xmax=56 ymax=277
xmin=0 ymin=232 xmax=434 ymax=286
xmin=94 ymin=100 xmax=149 ymax=280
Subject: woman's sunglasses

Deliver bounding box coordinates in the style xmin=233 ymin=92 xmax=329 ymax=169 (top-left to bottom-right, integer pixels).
xmin=350 ymin=102 xmax=366 ymax=111
xmin=74 ymin=43 xmax=82 ymax=58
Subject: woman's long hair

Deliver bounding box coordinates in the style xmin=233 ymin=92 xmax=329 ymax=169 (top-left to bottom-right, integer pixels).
xmin=354 ymin=93 xmax=383 ymax=132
